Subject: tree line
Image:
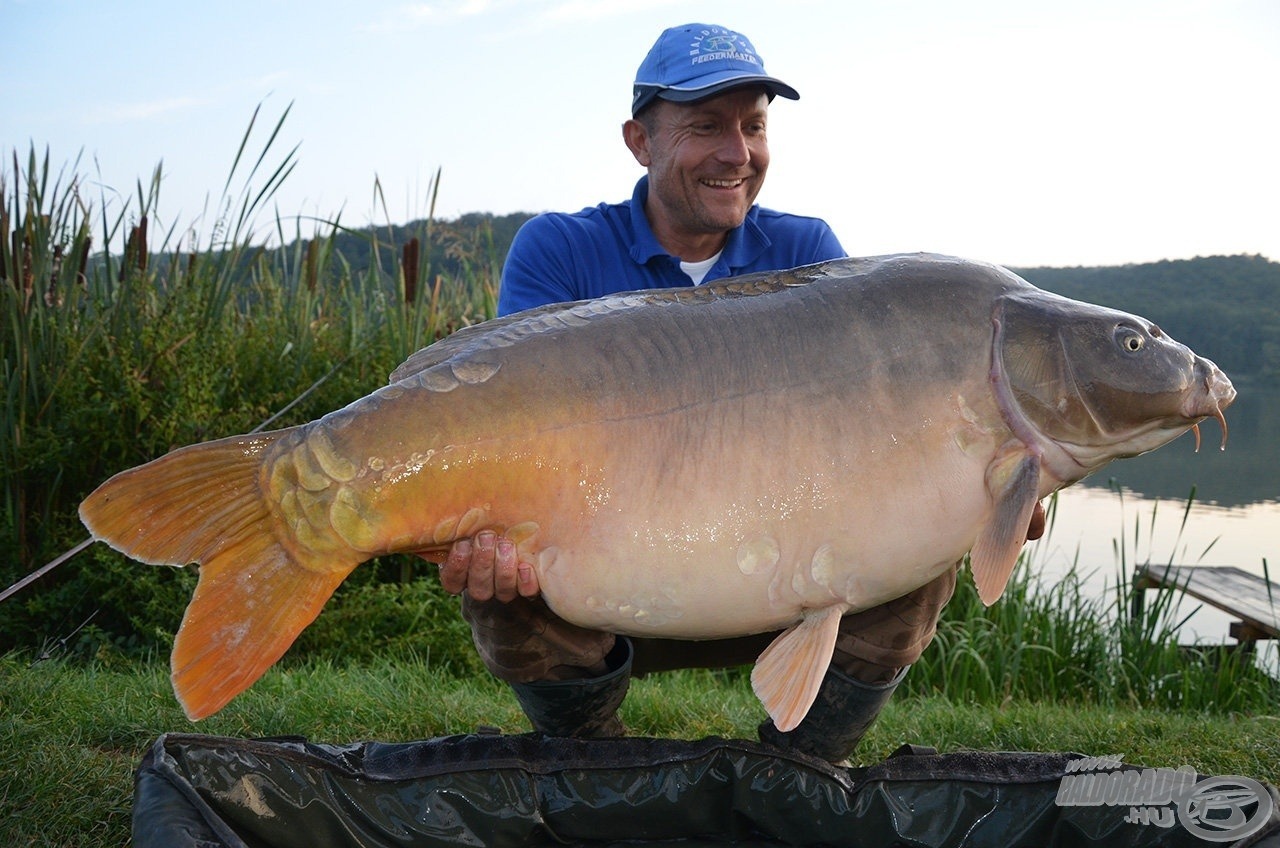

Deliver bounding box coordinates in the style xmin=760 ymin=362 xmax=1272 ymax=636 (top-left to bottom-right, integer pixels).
xmin=325 ymin=214 xmax=1279 ymax=385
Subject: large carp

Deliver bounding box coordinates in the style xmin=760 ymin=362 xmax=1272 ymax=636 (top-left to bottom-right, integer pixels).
xmin=80 ymin=253 xmax=1235 ymax=729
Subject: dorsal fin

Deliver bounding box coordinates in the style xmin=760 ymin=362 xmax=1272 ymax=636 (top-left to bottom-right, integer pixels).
xmin=387 ymin=268 xmax=821 ymax=384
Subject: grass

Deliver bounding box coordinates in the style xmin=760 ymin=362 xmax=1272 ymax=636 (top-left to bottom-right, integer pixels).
xmin=2 ymin=653 xmax=1276 ymax=848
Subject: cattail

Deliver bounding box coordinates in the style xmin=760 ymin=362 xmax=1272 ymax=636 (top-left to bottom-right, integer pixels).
xmin=120 ymin=216 xmax=149 ymax=281
xmin=44 ymin=243 xmax=63 ymax=307
xmin=402 ymin=236 xmax=420 ymax=305
xmin=0 ymin=206 xmax=9 ymax=287
xmin=304 ymin=239 xmax=319 ymax=293
xmin=75 ymin=236 xmax=90 ymax=287
xmin=20 ymin=231 xmax=33 ymax=306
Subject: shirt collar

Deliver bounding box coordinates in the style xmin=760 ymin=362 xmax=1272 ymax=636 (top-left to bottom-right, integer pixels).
xmin=627 ymin=176 xmax=771 ymax=272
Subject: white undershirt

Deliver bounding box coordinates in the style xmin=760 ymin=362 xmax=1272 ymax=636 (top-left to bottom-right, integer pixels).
xmin=679 ymin=250 xmax=723 ymax=285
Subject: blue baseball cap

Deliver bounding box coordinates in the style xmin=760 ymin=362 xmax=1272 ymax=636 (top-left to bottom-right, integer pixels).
xmin=632 ymin=24 xmax=800 ymax=117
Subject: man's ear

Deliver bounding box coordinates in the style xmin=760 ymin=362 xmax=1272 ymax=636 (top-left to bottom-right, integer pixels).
xmin=622 ymin=118 xmax=652 ymax=167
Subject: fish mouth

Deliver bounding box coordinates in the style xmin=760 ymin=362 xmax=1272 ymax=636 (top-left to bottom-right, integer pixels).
xmin=1184 ymin=361 xmax=1236 ymax=451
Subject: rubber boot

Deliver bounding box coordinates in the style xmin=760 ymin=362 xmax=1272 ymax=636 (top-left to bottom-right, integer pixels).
xmin=509 ymin=638 xmax=633 ymax=738
xmin=757 ymin=665 xmax=908 ymax=764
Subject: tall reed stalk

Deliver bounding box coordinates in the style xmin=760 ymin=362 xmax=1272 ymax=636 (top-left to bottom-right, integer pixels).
xmin=2 ymin=146 xmax=97 ymax=565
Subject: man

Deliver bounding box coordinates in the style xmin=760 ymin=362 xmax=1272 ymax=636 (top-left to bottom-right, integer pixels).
xmin=438 ymin=23 xmax=1044 ymax=763
xmin=495 ymin=26 xmax=844 ymax=314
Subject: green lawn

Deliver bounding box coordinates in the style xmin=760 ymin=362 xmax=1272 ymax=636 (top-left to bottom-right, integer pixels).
xmin=2 ymin=654 xmax=1276 ymax=847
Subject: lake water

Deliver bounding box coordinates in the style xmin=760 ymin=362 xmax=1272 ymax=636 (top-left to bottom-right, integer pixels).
xmin=1027 ymin=383 xmax=1280 ymax=647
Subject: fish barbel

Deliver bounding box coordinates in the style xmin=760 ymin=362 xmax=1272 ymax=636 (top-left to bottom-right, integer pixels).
xmin=79 ymin=253 xmax=1236 ymax=728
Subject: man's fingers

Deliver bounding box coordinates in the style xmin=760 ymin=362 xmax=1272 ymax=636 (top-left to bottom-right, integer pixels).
xmin=492 ymin=538 xmax=520 ymax=602
xmin=466 ymin=531 xmax=498 ymax=602
xmin=517 ymin=562 xmax=541 ymax=598
xmin=439 ymin=532 xmax=542 ymax=601
xmin=440 ymin=538 xmax=471 ymax=595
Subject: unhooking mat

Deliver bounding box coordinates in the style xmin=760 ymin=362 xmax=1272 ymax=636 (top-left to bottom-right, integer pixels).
xmin=133 ymin=732 xmax=1280 ymax=847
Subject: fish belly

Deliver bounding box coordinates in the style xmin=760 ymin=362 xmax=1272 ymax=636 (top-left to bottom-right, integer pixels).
xmin=522 ymin=395 xmax=998 ymax=640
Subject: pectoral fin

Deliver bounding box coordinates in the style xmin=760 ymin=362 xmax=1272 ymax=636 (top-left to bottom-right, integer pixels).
xmin=970 ymin=452 xmax=1041 ymax=606
xmin=751 ymin=604 xmax=847 ymax=732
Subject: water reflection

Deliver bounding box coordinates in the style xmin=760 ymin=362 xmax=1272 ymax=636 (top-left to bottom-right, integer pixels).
xmin=1078 ymin=385 xmax=1279 ymax=508
xmin=1032 ymin=385 xmax=1278 ymax=647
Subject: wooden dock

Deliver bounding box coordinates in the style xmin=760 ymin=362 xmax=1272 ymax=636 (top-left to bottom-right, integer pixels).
xmin=1132 ymin=564 xmax=1280 ymax=647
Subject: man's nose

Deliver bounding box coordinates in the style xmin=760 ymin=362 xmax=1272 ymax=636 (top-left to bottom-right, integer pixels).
xmin=715 ymin=129 xmax=752 ymax=166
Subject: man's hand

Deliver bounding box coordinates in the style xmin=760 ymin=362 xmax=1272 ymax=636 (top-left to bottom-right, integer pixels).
xmin=439 ymin=531 xmax=540 ymax=602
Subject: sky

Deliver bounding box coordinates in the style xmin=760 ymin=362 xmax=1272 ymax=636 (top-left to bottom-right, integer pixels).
xmin=4 ymin=0 xmax=1278 ymax=268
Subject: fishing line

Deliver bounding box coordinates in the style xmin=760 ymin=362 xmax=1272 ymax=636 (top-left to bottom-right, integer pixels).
xmin=0 ymin=538 xmax=94 ymax=605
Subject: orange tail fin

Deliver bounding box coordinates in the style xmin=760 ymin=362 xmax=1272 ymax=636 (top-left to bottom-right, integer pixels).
xmin=79 ymin=430 xmax=357 ymax=720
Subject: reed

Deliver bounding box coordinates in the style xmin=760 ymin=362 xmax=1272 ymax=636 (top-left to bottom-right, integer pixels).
xmin=0 ymin=107 xmax=498 ymax=653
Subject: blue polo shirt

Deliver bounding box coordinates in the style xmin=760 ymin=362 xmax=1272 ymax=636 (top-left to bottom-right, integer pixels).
xmin=497 ymin=176 xmax=846 ymax=316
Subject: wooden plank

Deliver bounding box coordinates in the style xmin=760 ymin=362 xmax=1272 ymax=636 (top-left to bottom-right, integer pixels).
xmin=1136 ymin=565 xmax=1280 ymax=639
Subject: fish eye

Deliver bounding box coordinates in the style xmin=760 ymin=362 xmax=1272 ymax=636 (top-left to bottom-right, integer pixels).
xmin=1114 ymin=324 xmax=1147 ymax=353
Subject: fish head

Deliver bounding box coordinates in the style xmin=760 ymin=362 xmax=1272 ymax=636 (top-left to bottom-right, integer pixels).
xmin=994 ymin=289 xmax=1236 ymax=482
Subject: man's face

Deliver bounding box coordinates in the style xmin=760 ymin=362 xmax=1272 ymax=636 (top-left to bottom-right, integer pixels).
xmin=626 ymin=87 xmax=771 ymax=252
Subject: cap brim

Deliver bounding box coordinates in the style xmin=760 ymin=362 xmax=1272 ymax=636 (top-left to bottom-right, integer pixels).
xmin=657 ymin=75 xmax=800 ymax=104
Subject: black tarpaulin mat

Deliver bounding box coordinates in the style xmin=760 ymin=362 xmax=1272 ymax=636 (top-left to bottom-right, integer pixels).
xmin=133 ymin=732 xmax=1280 ymax=847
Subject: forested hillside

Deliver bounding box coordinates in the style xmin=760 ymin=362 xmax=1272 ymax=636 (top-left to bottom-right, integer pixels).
xmin=326 ymin=212 xmax=532 ymax=285
xmin=1016 ymin=254 xmax=1279 ymax=385
xmin=325 ymin=214 xmax=1279 ymax=385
